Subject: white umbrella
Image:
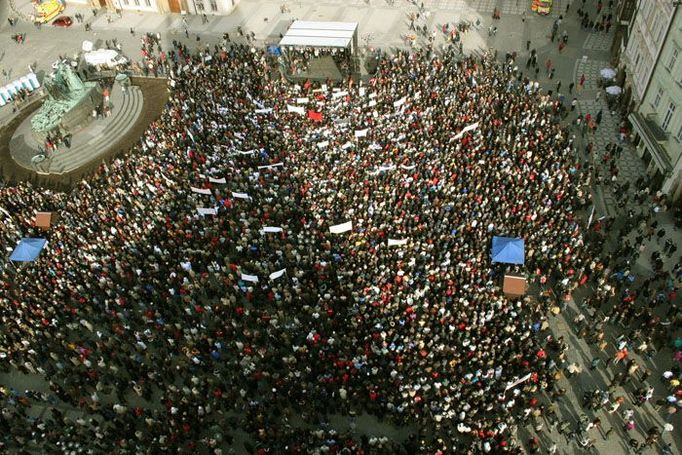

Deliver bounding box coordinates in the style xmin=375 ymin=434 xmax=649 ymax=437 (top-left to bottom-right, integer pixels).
xmin=600 ymin=68 xmax=616 ymax=79
xmin=605 ymin=86 xmax=622 ymax=95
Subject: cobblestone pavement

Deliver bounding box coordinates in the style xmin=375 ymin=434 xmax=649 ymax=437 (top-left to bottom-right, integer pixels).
xmin=576 ymin=58 xmax=613 ymax=91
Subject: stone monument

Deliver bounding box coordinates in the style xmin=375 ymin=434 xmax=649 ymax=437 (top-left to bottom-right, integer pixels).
xmin=30 ymin=63 xmax=102 ymax=141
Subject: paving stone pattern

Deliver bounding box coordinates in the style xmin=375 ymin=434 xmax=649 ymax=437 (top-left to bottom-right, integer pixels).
xmin=582 ymin=29 xmax=615 ymax=52
xmin=576 ymin=58 xmax=611 ymax=91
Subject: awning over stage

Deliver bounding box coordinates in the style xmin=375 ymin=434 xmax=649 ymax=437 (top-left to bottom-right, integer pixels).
xmin=279 ymin=21 xmax=358 ymax=49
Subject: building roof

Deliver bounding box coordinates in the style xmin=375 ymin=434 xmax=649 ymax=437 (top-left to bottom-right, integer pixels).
xmin=279 ymin=21 xmax=358 ymax=48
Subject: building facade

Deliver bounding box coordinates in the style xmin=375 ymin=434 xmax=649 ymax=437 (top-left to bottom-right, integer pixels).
xmin=95 ymin=0 xmax=239 ymax=14
xmin=629 ymin=5 xmax=682 ymax=202
xmin=622 ymin=0 xmax=676 ymax=108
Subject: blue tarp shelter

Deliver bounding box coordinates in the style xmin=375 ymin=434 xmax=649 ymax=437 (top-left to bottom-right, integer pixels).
xmin=491 ymin=236 xmax=525 ymax=265
xmin=9 ymin=238 xmax=47 ymax=262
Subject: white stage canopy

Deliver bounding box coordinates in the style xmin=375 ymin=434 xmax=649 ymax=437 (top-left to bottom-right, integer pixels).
xmin=279 ymin=21 xmax=358 ymax=49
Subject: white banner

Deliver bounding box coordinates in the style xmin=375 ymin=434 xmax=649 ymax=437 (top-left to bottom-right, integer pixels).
xmin=400 ymin=164 xmax=417 ymax=170
xmin=332 ymin=90 xmax=349 ymax=99
xmin=197 ymin=207 xmax=218 ymax=216
xmin=255 ymin=108 xmax=273 ymax=114
xmin=232 ymin=192 xmax=251 ymax=200
xmin=393 ymin=96 xmax=407 ymax=107
xmin=296 ymin=97 xmax=309 ymax=104
xmin=329 ymin=221 xmax=352 ymax=234
xmin=317 ymin=141 xmax=329 ymax=149
xmin=387 ymin=238 xmax=409 ymax=247
xmin=262 ymin=226 xmax=283 ymax=233
xmin=241 ymin=273 xmax=259 ymax=283
xmin=235 ymin=149 xmax=257 ymax=156
xmin=208 ymin=177 xmax=227 ymax=184
xmin=287 ymin=105 xmax=305 ymax=115
xmin=355 ymin=129 xmax=369 ymax=138
xmin=269 ymin=269 xmax=286 ymax=280
xmin=587 ymin=206 xmax=595 ymax=229
xmin=454 ymin=122 xmax=480 ymax=139
xmin=191 ymin=187 xmax=212 ymax=195
xmin=186 ymin=128 xmax=195 ymax=143
xmin=257 ymin=163 xmax=285 ymax=170
xmin=505 ymin=373 xmax=532 ymax=391
xmin=370 ymin=165 xmax=396 ymax=176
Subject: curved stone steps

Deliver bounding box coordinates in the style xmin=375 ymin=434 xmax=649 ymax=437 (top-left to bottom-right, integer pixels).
xmin=48 ymin=86 xmax=143 ymax=174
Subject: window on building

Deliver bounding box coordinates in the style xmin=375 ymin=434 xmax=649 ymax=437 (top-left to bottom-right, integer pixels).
xmin=677 ymin=123 xmax=682 ymax=142
xmin=667 ymin=48 xmax=679 ymax=72
xmin=651 ymin=13 xmax=662 ymax=42
xmin=642 ymin=1 xmax=652 ymax=23
xmin=195 ymin=0 xmax=205 ymax=11
xmin=122 ymin=0 xmax=129 ymax=4
xmin=145 ymin=0 xmax=152 ymax=6
xmin=210 ymin=0 xmax=218 ymax=11
xmin=653 ymin=86 xmax=663 ymax=108
xmin=662 ymin=102 xmax=676 ymax=131
xmin=133 ymin=0 xmax=140 ymax=6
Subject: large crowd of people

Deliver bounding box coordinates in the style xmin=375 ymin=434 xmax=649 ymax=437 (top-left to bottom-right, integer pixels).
xmin=0 ymin=20 xmax=679 ymax=455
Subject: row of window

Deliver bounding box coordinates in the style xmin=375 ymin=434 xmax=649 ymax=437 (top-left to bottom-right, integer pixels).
xmin=119 ymin=0 xmax=219 ymax=11
xmin=652 ymin=88 xmax=681 ymax=140
xmin=121 ymin=0 xmax=153 ymax=7
xmin=195 ymin=0 xmax=220 ymax=12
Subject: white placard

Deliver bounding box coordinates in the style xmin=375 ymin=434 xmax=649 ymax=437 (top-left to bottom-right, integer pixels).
xmin=181 ymin=261 xmax=192 ymax=271
xmin=262 ymin=226 xmax=283 ymax=233
xmin=287 ymin=105 xmax=305 ymax=115
xmin=505 ymin=373 xmax=532 ymax=391
xmin=241 ymin=273 xmax=259 ymax=283
xmin=329 ymin=221 xmax=353 ymax=234
xmin=232 ymin=192 xmax=251 ymax=200
xmin=269 ymin=269 xmax=286 ymax=280
xmin=332 ymin=90 xmax=349 ymax=99
xmin=255 ymin=108 xmax=273 ymax=114
xmin=257 ymin=163 xmax=285 ymax=170
xmin=368 ymin=100 xmax=377 ymax=107
xmin=371 ymin=165 xmax=396 ymax=175
xmin=354 ymin=129 xmax=369 ymax=138
xmin=208 ymin=177 xmax=227 ymax=184
xmin=296 ymin=97 xmax=309 ymax=104
xmin=359 ymin=87 xmax=366 ymax=97
xmin=317 ymin=141 xmax=330 ymax=149
xmin=454 ymin=122 xmax=480 ymax=139
xmin=393 ymin=96 xmax=407 ymax=107
xmin=191 ymin=187 xmax=212 ymax=195
xmin=197 ymin=207 xmax=218 ymax=216
xmin=387 ymin=238 xmax=408 ymax=247
xmin=341 ymin=142 xmax=353 ymax=150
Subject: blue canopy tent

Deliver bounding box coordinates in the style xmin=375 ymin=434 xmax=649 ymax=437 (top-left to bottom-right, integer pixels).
xmin=9 ymin=238 xmax=48 ymax=262
xmin=491 ymin=236 xmax=525 ymax=265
